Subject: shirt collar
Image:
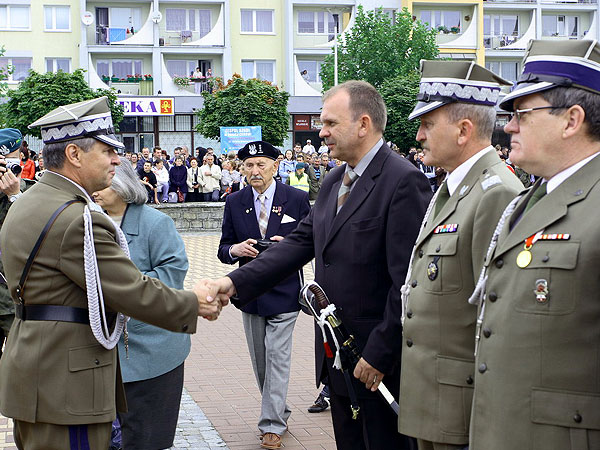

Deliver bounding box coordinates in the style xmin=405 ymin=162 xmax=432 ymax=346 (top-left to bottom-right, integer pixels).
xmin=446 ymin=146 xmax=495 ymax=196
xmin=252 ymin=178 xmax=276 ymax=202
xmin=545 ymin=151 xmax=600 ymax=194
xmin=348 ymin=138 xmax=383 ymax=177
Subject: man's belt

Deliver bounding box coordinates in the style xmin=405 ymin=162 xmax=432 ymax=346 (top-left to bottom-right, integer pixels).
xmin=15 ymin=304 xmax=90 ymax=324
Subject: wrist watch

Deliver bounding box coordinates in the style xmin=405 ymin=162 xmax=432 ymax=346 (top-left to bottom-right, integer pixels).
xmin=8 ymin=192 xmax=22 ymax=203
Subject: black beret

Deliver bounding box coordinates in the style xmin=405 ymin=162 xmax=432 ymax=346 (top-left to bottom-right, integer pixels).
xmin=238 ymin=140 xmax=279 ymax=161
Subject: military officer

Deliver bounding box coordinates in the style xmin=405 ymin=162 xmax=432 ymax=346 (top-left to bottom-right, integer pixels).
xmin=468 ymin=40 xmax=600 ymax=450
xmin=0 ymin=97 xmax=224 ymax=450
xmin=398 ymin=61 xmax=523 ymax=450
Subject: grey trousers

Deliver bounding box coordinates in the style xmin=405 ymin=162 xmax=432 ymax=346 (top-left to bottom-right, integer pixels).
xmin=242 ymin=310 xmax=299 ymax=435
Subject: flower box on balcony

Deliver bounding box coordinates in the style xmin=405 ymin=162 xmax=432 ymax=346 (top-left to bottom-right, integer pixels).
xmin=111 ymin=77 xmax=120 ymax=82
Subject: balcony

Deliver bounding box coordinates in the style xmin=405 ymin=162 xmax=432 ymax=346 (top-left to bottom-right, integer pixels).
xmin=484 ymin=0 xmax=537 ymax=3
xmin=484 ymin=34 xmax=520 ymax=49
xmin=99 ymin=78 xmax=153 ymax=95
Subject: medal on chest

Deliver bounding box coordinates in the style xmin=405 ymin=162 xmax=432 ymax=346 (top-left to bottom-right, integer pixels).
xmin=516 ymin=230 xmax=571 ymax=268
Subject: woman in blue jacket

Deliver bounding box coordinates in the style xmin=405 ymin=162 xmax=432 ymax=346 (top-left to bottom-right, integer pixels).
xmin=278 ymin=149 xmax=296 ymax=185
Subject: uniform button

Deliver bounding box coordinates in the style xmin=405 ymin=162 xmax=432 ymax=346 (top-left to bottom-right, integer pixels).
xmin=542 ymin=255 xmax=550 ymax=263
xmin=489 ymin=292 xmax=498 ymax=302
xmin=182 ymin=324 xmax=189 ymax=332
xmin=324 ymin=263 xmax=331 ymax=268
xmin=478 ymin=363 xmax=487 ymax=374
xmin=435 ymin=245 xmax=441 ymax=253
xmin=495 ymin=259 xmax=504 ymax=268
xmin=411 ymin=280 xmax=418 ymax=288
xmin=466 ymin=375 xmax=474 ymax=385
xmin=406 ymin=310 xmax=413 ymax=319
xmin=406 ymin=339 xmax=413 ymax=347
xmin=573 ymin=413 xmax=582 ymax=423
xmin=483 ymin=328 xmax=492 ymax=338
xmin=418 ymin=250 xmax=424 ymax=258
xmin=94 ymin=359 xmax=100 ymax=366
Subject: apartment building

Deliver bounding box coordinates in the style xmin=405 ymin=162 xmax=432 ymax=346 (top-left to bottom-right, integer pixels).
xmin=1 ymin=0 xmax=598 ymax=152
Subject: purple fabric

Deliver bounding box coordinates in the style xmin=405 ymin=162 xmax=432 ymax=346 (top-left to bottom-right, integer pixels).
xmin=524 ymin=60 xmax=600 ymax=93
xmin=168 ymin=165 xmax=188 ymax=193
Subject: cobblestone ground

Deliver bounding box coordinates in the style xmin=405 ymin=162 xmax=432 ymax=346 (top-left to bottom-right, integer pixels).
xmin=0 ymin=233 xmax=335 ymax=449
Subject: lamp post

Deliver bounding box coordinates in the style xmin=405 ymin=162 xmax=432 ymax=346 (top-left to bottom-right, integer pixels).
xmin=333 ymin=13 xmax=339 ymax=86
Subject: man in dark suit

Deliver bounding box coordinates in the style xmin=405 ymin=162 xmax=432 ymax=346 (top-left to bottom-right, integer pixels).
xmin=209 ymin=80 xmax=432 ymax=450
xmin=217 ymin=141 xmax=310 ymax=450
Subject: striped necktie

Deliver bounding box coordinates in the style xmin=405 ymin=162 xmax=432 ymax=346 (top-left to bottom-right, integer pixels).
xmin=337 ymin=169 xmax=358 ymax=213
xmin=258 ymin=193 xmax=268 ymax=238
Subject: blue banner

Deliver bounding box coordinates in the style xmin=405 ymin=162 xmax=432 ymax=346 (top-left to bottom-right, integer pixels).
xmin=220 ymin=126 xmax=262 ymax=155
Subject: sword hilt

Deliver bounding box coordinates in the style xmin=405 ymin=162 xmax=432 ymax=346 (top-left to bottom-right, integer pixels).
xmin=307 ymin=283 xmax=330 ymax=310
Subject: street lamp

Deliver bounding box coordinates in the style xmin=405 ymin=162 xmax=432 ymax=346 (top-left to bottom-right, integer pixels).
xmin=333 ymin=13 xmax=339 ymax=86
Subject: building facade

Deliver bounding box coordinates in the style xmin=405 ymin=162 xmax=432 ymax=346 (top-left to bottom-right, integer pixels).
xmin=1 ymin=0 xmax=599 ymax=153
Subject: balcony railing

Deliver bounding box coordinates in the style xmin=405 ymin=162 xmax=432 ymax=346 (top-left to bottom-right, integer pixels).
xmin=484 ymin=0 xmax=537 ymax=3
xmin=484 ymin=35 xmax=520 ymax=49
xmin=96 ymin=26 xmax=135 ymax=45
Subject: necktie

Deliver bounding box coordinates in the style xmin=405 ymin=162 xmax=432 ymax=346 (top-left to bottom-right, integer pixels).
xmin=337 ymin=169 xmax=358 ymax=213
xmin=258 ymin=194 xmax=268 ymax=238
xmin=434 ymin=181 xmax=450 ymax=217
xmin=523 ymin=182 xmax=547 ymax=215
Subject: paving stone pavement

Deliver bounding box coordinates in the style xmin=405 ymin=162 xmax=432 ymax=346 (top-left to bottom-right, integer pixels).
xmin=0 ymin=233 xmax=336 ymax=450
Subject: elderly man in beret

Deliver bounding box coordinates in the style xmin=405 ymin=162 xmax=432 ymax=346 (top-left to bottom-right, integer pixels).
xmin=0 ymin=97 xmax=225 ymax=449
xmin=469 ymin=39 xmax=600 ymax=450
xmin=217 ymin=140 xmax=310 ymax=449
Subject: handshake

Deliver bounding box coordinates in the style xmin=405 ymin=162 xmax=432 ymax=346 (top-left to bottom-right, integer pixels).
xmin=192 ymin=277 xmax=237 ymax=321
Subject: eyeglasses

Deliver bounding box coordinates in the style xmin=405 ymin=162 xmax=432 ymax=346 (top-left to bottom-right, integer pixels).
xmin=509 ymin=106 xmax=566 ymax=124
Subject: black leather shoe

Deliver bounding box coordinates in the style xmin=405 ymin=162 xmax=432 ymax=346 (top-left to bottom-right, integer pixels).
xmin=307 ymin=393 xmax=330 ymax=413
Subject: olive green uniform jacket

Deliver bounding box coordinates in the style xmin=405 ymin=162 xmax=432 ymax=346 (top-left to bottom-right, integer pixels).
xmin=471 ymin=154 xmax=600 ymax=450
xmin=399 ymin=150 xmax=523 ymax=444
xmin=0 ymin=172 xmax=198 ymax=425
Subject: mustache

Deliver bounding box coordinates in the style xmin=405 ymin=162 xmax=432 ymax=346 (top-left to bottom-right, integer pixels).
xmin=250 ymin=175 xmax=264 ymax=181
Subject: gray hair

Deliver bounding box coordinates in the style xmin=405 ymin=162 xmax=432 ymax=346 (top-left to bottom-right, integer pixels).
xmin=322 ymin=80 xmax=388 ymax=133
xmin=541 ymin=86 xmax=600 ymax=141
xmin=444 ymin=103 xmax=497 ymax=141
xmin=42 ymin=137 xmax=96 ymax=170
xmin=110 ymin=157 xmax=147 ymax=205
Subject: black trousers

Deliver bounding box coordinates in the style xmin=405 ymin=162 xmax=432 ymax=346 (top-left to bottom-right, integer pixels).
xmin=330 ymin=391 xmax=417 ymax=450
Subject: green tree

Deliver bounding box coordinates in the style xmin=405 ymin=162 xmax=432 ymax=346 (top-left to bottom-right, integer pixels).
xmin=196 ymin=74 xmax=290 ymax=146
xmin=0 ymin=46 xmax=13 ymax=98
xmin=0 ymin=69 xmax=124 ymax=138
xmin=379 ymin=71 xmax=421 ymax=153
xmin=320 ymin=6 xmax=438 ymax=90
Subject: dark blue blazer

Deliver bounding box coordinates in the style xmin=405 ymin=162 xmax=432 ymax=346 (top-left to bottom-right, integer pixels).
xmin=218 ymin=180 xmax=310 ymax=316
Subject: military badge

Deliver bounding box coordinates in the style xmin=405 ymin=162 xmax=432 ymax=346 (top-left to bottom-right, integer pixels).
xmin=434 ymin=224 xmax=458 ymax=234
xmin=534 ymin=279 xmax=549 ymax=303
xmin=272 ymin=206 xmax=282 ymax=215
xmin=427 ymin=256 xmax=440 ymax=281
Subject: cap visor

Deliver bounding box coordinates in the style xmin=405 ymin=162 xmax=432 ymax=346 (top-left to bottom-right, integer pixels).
xmin=95 ymin=133 xmax=125 ymax=149
xmin=408 ymin=101 xmax=445 ymax=120
xmin=499 ymin=81 xmax=555 ymax=111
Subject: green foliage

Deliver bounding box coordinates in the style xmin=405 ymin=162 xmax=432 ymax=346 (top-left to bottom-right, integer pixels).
xmin=0 ymin=46 xmax=13 ymax=98
xmin=0 ymin=69 xmax=124 ymax=138
xmin=320 ymin=6 xmax=438 ymax=91
xmin=196 ymin=75 xmax=290 ymax=146
xmin=379 ymin=71 xmax=421 ymax=153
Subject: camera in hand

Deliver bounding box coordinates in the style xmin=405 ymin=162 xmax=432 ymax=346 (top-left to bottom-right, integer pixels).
xmin=254 ymin=239 xmax=276 ymax=254
xmin=1 ymin=158 xmax=22 ymax=176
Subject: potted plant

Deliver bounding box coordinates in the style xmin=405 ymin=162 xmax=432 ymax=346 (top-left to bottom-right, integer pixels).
xmin=437 ymin=25 xmax=449 ymax=34
xmin=173 ymin=76 xmax=191 ymax=88
xmin=126 ymin=75 xmax=135 ymax=82
xmin=101 ymin=75 xmax=110 ymax=83
xmin=450 ymin=26 xmax=460 ymax=34
xmin=144 ymin=74 xmax=153 ymax=81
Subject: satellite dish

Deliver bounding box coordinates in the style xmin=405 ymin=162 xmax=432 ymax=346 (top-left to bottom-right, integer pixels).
xmin=82 ymin=11 xmax=94 ymax=26
xmin=151 ymin=11 xmax=163 ymax=24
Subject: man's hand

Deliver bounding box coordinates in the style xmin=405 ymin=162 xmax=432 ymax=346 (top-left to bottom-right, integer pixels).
xmin=0 ymin=157 xmax=20 ymax=196
xmin=269 ymin=235 xmax=284 ymax=242
xmin=193 ymin=280 xmax=226 ymax=321
xmin=353 ymin=357 xmax=384 ymax=392
xmin=230 ymin=238 xmax=259 ymax=258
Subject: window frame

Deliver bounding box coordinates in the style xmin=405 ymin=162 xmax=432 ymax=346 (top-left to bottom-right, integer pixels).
xmin=240 ymin=9 xmax=274 ymax=35
xmin=241 ymin=59 xmax=276 ymax=83
xmin=297 ymin=60 xmax=323 ymax=83
xmin=96 ymin=59 xmax=143 ymax=79
xmin=485 ymin=61 xmax=519 ymax=83
xmin=44 ymin=5 xmax=71 ymax=32
xmin=297 ymin=10 xmax=336 ymax=35
xmin=45 ymin=57 xmax=71 ymax=73
xmin=542 ymin=14 xmax=578 ymax=37
xmin=0 ymin=57 xmax=32 ymax=81
xmin=0 ymin=5 xmax=31 ymax=31
xmin=420 ymin=9 xmax=462 ymax=33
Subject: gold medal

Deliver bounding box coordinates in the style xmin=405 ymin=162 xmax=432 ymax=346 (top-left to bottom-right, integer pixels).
xmin=516 ymin=250 xmax=532 ymax=268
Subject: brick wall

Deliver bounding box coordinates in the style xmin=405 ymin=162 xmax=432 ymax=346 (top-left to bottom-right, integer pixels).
xmin=153 ymin=202 xmax=225 ymax=233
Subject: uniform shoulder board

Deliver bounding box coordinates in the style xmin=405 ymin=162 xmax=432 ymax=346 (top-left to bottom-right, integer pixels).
xmin=481 ymin=174 xmax=502 ymax=191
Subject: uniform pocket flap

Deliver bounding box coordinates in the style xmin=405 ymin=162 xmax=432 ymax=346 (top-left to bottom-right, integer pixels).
xmin=436 ymin=355 xmax=475 ymax=388
xmin=526 ymin=242 xmax=579 ymax=269
xmin=531 ymin=387 xmax=600 ymax=429
xmin=426 ymin=235 xmax=459 ymax=256
xmin=69 ymin=344 xmax=112 ymax=372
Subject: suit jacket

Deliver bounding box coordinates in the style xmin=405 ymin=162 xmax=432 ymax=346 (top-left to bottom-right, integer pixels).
xmin=228 ymin=143 xmax=432 ymax=398
xmin=471 ymin=154 xmax=600 ymax=450
xmin=0 ymin=172 xmax=198 ymax=425
xmin=399 ymin=150 xmax=523 ymax=444
xmin=218 ymin=181 xmax=310 ymax=316
xmin=117 ymin=203 xmax=191 ymax=383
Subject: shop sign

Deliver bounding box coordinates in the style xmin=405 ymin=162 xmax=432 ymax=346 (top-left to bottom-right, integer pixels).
xmin=294 ymin=115 xmax=310 ymax=130
xmin=118 ymin=97 xmax=175 ymax=116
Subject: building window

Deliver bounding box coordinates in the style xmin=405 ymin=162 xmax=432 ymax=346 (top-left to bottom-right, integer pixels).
xmin=420 ymin=10 xmax=461 ymax=33
xmin=298 ymin=60 xmax=323 ymax=82
xmin=383 ymin=9 xmax=398 ymax=22
xmin=166 ymin=60 xmax=197 ymax=78
xmin=109 ymin=7 xmax=142 ymax=31
xmin=242 ymin=60 xmax=275 ymax=83
xmin=165 ymin=9 xmax=211 ymax=37
xmin=484 ymin=15 xmax=519 ymax=47
xmin=542 ymin=15 xmax=578 ymax=37
xmin=486 ymin=61 xmax=518 ymax=83
xmin=96 ymin=59 xmax=143 ymax=79
xmin=46 ymin=58 xmax=71 ymax=73
xmin=0 ymin=5 xmax=30 ymax=30
xmin=241 ymin=9 xmax=274 ymax=34
xmin=0 ymin=57 xmax=31 ymax=81
xmin=297 ymin=11 xmax=336 ymax=34
xmin=44 ymin=5 xmax=70 ymax=31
